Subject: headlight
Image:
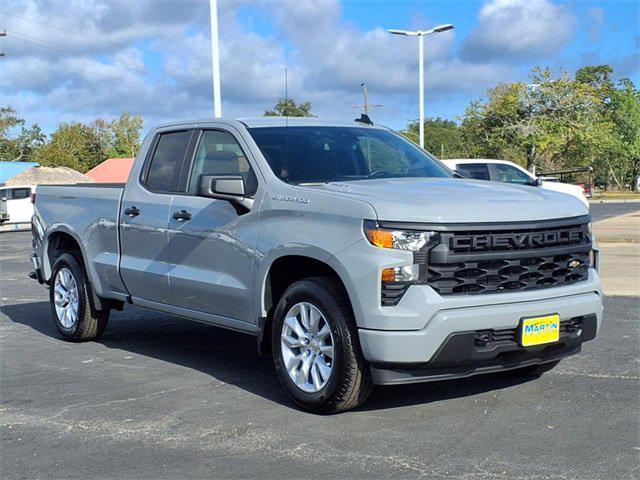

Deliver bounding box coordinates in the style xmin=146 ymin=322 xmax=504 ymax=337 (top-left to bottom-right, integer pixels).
xmin=363 ymin=220 xmax=439 ymax=251
xmin=363 ymin=220 xmax=440 ymax=300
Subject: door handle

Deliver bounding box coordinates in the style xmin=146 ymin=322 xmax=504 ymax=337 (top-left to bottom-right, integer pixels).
xmin=124 ymin=206 xmax=140 ymax=217
xmin=172 ymin=210 xmax=192 ymax=221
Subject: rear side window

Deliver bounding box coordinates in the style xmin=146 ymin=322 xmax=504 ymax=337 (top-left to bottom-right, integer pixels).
xmin=144 ymin=131 xmax=191 ymax=192
xmin=11 ymin=188 xmax=31 ymax=199
xmin=458 ymin=163 xmax=490 ymax=181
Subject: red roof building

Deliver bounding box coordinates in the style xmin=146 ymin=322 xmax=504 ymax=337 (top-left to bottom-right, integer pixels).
xmin=86 ymin=157 xmax=134 ymax=183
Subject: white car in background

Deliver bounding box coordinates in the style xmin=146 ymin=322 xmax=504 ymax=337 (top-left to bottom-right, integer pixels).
xmin=0 ymin=185 xmax=34 ymax=225
xmin=442 ymin=159 xmax=589 ymax=207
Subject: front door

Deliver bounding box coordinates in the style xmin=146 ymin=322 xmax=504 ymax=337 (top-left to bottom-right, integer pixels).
xmin=167 ymin=129 xmax=260 ymax=325
xmin=120 ymin=129 xmax=194 ymax=304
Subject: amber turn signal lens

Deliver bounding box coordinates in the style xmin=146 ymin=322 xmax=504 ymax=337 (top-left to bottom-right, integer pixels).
xmin=381 ymin=268 xmax=396 ymax=283
xmin=366 ymin=228 xmax=393 ymax=249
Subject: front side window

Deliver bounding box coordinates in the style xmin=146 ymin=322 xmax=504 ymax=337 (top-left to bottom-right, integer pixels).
xmin=248 ymin=126 xmax=451 ymax=184
xmin=144 ymin=130 xmax=191 ymax=192
xmin=494 ymin=164 xmax=534 ymax=185
xmin=188 ymin=130 xmax=257 ymax=195
xmin=457 ymin=163 xmax=490 ymax=181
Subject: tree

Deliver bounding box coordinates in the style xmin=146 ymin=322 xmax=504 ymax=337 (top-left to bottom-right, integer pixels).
xmin=605 ymin=78 xmax=640 ymax=188
xmin=0 ymin=106 xmax=45 ymax=162
xmin=459 ymin=67 xmax=607 ymax=171
xmin=35 ymin=122 xmax=106 ymax=173
xmin=265 ymin=99 xmax=314 ymax=117
xmin=93 ymin=112 xmax=143 ymax=158
xmin=108 ymin=112 xmax=143 ymax=157
xmin=456 ymin=65 xmax=639 ymax=188
xmin=403 ymin=118 xmax=468 ymax=158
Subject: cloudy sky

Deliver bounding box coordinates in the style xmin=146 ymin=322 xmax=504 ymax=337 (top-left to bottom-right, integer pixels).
xmin=1 ymin=0 xmax=638 ymax=134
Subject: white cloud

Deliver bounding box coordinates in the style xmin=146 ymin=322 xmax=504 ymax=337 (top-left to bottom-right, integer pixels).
xmin=0 ymin=0 xmax=544 ymax=133
xmin=461 ymin=0 xmax=576 ymax=63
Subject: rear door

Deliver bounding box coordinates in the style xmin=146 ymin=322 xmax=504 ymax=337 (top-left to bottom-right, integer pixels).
xmin=6 ymin=187 xmax=33 ymax=223
xmin=166 ymin=128 xmax=260 ymax=325
xmin=119 ymin=129 xmax=196 ymax=304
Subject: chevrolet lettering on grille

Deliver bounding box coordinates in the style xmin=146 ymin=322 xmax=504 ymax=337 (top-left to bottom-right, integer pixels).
xmin=451 ymin=229 xmax=587 ymax=251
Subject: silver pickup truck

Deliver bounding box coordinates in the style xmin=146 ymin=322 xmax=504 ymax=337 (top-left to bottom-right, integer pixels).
xmin=31 ymin=117 xmax=603 ymax=413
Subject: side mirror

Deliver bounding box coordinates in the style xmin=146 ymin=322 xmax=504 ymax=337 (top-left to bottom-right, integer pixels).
xmin=533 ymin=178 xmax=543 ymax=187
xmin=199 ymin=174 xmax=246 ymax=200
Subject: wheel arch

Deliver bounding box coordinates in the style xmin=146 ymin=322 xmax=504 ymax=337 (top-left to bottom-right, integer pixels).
xmin=43 ymin=226 xmax=108 ymax=311
xmin=257 ymin=251 xmax=360 ymax=355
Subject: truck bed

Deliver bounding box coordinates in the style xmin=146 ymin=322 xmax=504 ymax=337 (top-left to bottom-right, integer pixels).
xmin=34 ymin=183 xmax=127 ymax=299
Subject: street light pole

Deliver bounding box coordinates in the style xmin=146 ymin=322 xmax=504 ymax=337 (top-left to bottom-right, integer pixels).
xmin=209 ymin=0 xmax=222 ymax=118
xmin=388 ymin=24 xmax=454 ymax=149
xmin=418 ymin=34 xmax=424 ymax=149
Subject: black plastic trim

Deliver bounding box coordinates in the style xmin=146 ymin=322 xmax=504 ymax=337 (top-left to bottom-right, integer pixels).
xmin=370 ymin=314 xmax=597 ymax=385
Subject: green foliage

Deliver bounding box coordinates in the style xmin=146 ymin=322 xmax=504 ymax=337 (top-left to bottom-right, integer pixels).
xmin=102 ymin=112 xmax=144 ymax=158
xmin=0 ymin=107 xmax=144 ymax=173
xmin=0 ymin=106 xmax=46 ymax=162
xmin=405 ymin=65 xmax=639 ymax=189
xmin=265 ymin=99 xmax=314 ymax=117
xmin=403 ymin=118 xmax=469 ymax=158
xmin=35 ymin=123 xmax=106 ymax=173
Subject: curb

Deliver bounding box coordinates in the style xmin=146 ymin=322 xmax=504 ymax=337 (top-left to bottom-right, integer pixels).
xmin=597 ymin=237 xmax=640 ymax=244
xmin=590 ymin=199 xmax=640 ymax=204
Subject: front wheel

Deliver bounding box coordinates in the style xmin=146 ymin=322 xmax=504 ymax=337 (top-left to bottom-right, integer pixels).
xmin=271 ymin=277 xmax=372 ymax=413
xmin=49 ymin=253 xmax=109 ymax=342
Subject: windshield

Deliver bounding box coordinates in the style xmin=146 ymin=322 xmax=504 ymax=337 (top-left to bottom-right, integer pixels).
xmin=248 ymin=126 xmax=452 ymax=184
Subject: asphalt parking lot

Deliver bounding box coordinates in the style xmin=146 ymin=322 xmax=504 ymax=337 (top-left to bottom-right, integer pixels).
xmin=1 ymin=205 xmax=639 ymax=479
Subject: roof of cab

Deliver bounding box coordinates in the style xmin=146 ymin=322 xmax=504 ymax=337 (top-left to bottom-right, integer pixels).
xmin=153 ymin=116 xmax=387 ymax=130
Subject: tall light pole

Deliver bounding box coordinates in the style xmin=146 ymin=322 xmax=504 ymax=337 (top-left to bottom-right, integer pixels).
xmin=388 ymin=24 xmax=454 ymax=149
xmin=209 ymin=0 xmax=222 ymax=118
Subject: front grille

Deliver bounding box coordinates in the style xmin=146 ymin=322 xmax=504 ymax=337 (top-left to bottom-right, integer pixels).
xmin=425 ymin=217 xmax=591 ymax=296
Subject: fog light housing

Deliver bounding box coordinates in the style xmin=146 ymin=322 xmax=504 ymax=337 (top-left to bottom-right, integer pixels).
xmin=381 ymin=265 xmax=419 ymax=283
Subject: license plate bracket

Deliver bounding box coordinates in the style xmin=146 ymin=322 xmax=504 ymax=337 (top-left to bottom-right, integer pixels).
xmin=520 ymin=314 xmax=560 ymax=347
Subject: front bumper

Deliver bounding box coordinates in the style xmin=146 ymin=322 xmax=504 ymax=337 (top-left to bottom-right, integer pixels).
xmin=357 ymin=283 xmax=603 ymax=385
xmin=370 ymin=314 xmax=596 ymax=385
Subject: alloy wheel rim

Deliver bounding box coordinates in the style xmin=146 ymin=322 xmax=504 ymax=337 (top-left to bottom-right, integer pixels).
xmin=280 ymin=301 xmax=335 ymax=393
xmin=54 ymin=267 xmax=79 ymax=328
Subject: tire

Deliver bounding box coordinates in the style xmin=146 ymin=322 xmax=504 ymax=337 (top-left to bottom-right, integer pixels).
xmin=49 ymin=252 xmax=109 ymax=342
xmin=506 ymin=360 xmax=561 ymax=378
xmin=271 ymin=277 xmax=372 ymax=413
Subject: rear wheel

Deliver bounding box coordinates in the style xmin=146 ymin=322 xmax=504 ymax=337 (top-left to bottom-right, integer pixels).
xmin=49 ymin=253 xmax=109 ymax=342
xmin=271 ymin=277 xmax=372 ymax=413
xmin=507 ymin=360 xmax=561 ymax=378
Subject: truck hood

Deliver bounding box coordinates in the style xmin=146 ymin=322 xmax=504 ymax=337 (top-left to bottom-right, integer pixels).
xmin=313 ymin=178 xmax=588 ymax=223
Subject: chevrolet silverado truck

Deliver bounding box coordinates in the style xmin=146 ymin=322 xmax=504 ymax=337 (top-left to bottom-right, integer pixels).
xmin=30 ymin=118 xmax=603 ymax=413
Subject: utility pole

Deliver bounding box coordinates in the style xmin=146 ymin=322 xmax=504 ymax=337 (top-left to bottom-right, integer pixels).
xmin=353 ymin=82 xmax=382 ymax=116
xmin=0 ymin=31 xmax=6 ymax=57
xmin=209 ymin=0 xmax=222 ymax=118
